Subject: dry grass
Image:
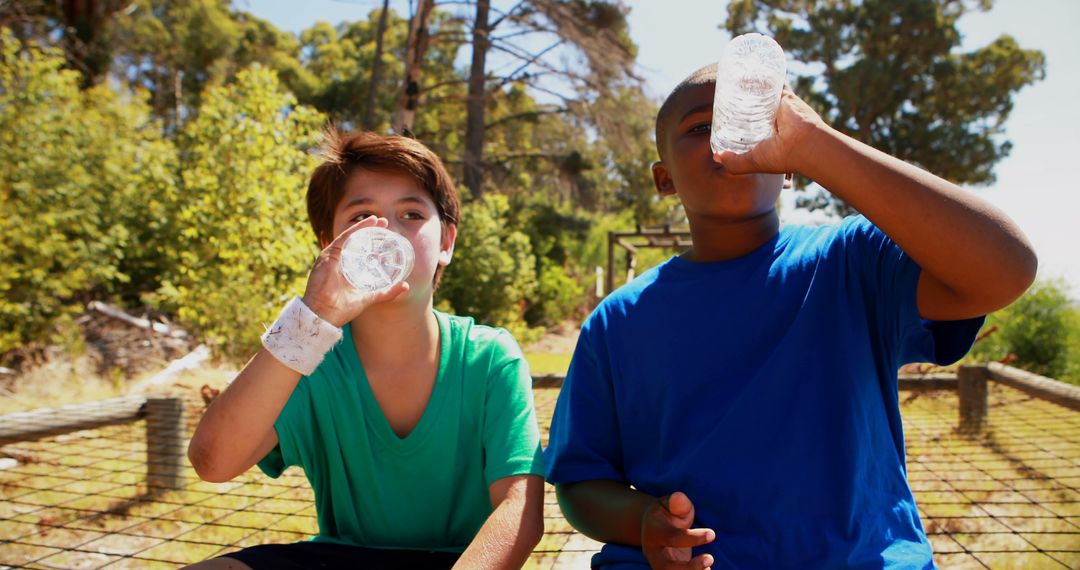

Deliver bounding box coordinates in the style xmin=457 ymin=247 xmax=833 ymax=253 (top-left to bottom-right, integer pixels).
xmin=0 ymin=358 xmax=123 ymax=415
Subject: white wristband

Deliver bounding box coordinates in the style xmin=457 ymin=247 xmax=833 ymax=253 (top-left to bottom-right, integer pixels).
xmin=261 ymin=297 xmax=343 ymax=376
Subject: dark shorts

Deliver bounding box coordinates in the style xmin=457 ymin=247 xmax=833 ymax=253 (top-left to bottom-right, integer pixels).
xmin=220 ymin=541 xmax=462 ymax=570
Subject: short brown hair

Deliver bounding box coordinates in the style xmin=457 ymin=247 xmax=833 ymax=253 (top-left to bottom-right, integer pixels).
xmin=307 ymin=129 xmax=462 ymax=285
xmin=308 ymin=129 xmax=461 ymax=242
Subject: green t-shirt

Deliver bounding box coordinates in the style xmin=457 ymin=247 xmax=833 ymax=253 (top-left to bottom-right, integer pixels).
xmin=258 ymin=310 xmax=544 ymax=552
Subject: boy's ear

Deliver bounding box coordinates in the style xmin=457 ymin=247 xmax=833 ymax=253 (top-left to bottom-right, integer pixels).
xmin=438 ymin=222 xmax=457 ymax=266
xmin=783 ymin=172 xmax=794 ymax=190
xmin=651 ymin=161 xmax=676 ymax=196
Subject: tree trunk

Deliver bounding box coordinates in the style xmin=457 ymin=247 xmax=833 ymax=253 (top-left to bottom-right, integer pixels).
xmin=60 ymin=0 xmax=132 ymax=87
xmin=463 ymin=0 xmax=491 ymax=199
xmin=392 ymin=0 xmax=435 ymax=136
xmin=362 ymin=0 xmax=390 ymax=131
xmin=173 ymin=68 xmax=183 ymax=129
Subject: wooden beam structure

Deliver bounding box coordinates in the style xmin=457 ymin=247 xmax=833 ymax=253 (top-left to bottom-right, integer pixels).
xmin=605 ymin=225 xmax=692 ymax=296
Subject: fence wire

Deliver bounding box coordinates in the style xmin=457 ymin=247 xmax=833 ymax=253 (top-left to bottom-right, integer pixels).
xmin=0 ymin=383 xmax=1076 ymax=569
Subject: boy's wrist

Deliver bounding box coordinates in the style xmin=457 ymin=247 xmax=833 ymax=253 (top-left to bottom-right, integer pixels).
xmin=789 ymin=121 xmax=838 ymax=180
xmin=261 ymin=296 xmax=343 ymax=375
xmin=300 ymin=294 xmax=342 ymax=327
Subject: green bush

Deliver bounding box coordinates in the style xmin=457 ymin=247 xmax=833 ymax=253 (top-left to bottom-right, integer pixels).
xmin=0 ymin=29 xmax=177 ymax=361
xmin=154 ymin=66 xmax=324 ymax=359
xmin=970 ymin=279 xmax=1080 ymax=384
xmin=512 ymin=198 xmax=590 ymax=326
xmin=528 ymin=262 xmax=582 ymax=327
xmin=437 ymin=194 xmax=539 ymax=342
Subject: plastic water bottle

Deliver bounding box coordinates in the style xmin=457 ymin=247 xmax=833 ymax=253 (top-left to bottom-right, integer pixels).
xmin=710 ymin=33 xmax=787 ymax=154
xmin=339 ymin=227 xmax=415 ymax=293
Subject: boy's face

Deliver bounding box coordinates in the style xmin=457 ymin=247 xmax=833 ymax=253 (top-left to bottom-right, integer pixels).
xmin=652 ymin=83 xmax=784 ymax=222
xmin=329 ymin=169 xmax=456 ymax=300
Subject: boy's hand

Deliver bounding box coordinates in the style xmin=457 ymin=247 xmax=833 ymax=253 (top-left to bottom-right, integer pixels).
xmin=641 ymin=492 xmax=715 ymax=570
xmin=301 ymin=216 xmax=410 ymax=327
xmin=713 ymin=85 xmax=828 ymax=177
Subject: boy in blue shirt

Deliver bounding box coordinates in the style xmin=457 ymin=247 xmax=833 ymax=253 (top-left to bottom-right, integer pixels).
xmin=543 ymin=65 xmax=1036 ymax=569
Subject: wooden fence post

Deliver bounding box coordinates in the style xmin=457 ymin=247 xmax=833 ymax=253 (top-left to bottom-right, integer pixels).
xmin=958 ymin=365 xmax=989 ymax=434
xmin=145 ymin=397 xmax=185 ymax=491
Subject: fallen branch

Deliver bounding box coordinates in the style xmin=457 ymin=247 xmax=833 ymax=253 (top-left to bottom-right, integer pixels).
xmin=87 ymin=301 xmax=187 ymax=339
xmin=129 ymin=344 xmax=211 ymax=394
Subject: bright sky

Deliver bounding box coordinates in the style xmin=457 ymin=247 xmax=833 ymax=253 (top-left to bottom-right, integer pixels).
xmin=243 ymin=0 xmax=1080 ymax=298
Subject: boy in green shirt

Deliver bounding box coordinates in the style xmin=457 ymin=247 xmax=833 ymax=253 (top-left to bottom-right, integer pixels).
xmin=185 ymin=131 xmax=545 ymax=569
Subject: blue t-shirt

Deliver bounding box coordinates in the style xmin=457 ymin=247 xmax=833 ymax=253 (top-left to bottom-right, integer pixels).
xmin=544 ymin=216 xmax=983 ymax=569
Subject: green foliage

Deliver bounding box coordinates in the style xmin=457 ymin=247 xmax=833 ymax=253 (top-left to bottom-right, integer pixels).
xmin=509 ymin=198 xmax=590 ymax=325
xmin=436 ymin=194 xmax=540 ymax=342
xmin=970 ymin=279 xmax=1080 ymax=384
xmin=109 ymin=0 xmax=319 ymax=131
xmin=726 ymin=0 xmax=1046 ymax=216
xmin=2 ymin=4 xmax=667 ymax=363
xmin=0 ymin=29 xmax=176 ymax=360
xmin=79 ymin=87 xmax=182 ymax=304
xmin=530 ymin=263 xmax=582 ymax=326
xmin=156 ymin=66 xmax=324 ymax=358
xmin=586 ymin=86 xmax=668 ymax=225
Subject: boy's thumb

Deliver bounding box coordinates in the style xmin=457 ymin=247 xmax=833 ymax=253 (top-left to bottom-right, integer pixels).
xmin=714 ymin=150 xmax=752 ymax=174
xmin=664 ymin=491 xmax=695 ymax=519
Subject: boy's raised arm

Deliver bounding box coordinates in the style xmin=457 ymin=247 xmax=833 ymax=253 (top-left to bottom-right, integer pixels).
xmin=187 ymin=349 xmax=300 ymax=482
xmin=717 ymin=87 xmax=1037 ymax=322
xmin=188 ymin=217 xmax=408 ymax=482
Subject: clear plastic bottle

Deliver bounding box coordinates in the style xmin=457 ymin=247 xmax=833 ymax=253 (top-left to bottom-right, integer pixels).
xmin=710 ymin=33 xmax=787 ymax=154
xmin=339 ymin=227 xmax=415 ymax=293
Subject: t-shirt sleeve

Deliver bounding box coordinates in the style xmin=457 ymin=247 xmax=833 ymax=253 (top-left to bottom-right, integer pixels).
xmin=256 ymin=377 xmax=311 ymax=479
xmin=543 ymin=315 xmax=625 ymax=485
xmin=482 ymin=332 xmax=544 ymax=485
xmin=842 ymin=215 xmax=984 ymax=366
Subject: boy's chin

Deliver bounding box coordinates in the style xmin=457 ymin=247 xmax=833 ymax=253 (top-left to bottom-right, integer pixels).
xmin=693 ymin=203 xmax=778 ymax=222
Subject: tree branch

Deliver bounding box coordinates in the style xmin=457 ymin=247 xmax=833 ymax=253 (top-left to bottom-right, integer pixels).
xmin=489 ymin=0 xmax=529 ymax=29
xmin=485 ymin=108 xmax=569 ymax=130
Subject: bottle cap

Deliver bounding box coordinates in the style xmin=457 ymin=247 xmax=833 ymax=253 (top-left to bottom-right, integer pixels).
xmin=339 ymin=227 xmax=415 ymax=293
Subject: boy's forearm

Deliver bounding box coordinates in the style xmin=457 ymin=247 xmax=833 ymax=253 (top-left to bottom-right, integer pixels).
xmin=188 ymin=349 xmax=300 ymax=481
xmin=797 ymin=125 xmax=1037 ymax=317
xmin=455 ymin=476 xmax=544 ymax=569
xmin=555 ymin=480 xmax=656 ymax=546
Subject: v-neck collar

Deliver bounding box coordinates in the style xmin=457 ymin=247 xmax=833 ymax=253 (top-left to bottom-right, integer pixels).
xmin=342 ymin=311 xmax=451 ymax=453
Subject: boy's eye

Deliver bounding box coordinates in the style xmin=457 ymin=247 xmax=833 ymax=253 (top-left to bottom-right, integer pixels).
xmin=402 ymin=211 xmax=425 ymax=220
xmin=688 ymin=123 xmax=710 ymax=135
xmin=351 ymin=213 xmax=375 ymax=222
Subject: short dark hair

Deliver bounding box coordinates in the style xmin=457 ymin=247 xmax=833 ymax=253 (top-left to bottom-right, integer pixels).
xmin=655 ymin=64 xmax=718 ymax=161
xmin=306 ymin=129 xmax=461 ymax=284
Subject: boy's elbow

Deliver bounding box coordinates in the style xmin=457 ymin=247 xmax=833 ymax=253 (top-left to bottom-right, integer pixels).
xmin=523 ymin=500 xmax=545 ymax=548
xmin=187 ymin=438 xmax=235 ymax=483
xmin=505 ymin=476 xmax=545 ymax=548
xmin=1016 ymin=246 xmax=1038 ymax=293
xmin=998 ymin=245 xmax=1038 ymax=308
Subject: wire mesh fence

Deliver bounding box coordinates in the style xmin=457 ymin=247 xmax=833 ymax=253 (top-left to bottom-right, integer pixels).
xmin=0 ymin=381 xmax=1077 ymax=569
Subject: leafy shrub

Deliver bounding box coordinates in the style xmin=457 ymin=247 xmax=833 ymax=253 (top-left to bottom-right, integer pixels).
xmin=0 ymin=29 xmax=176 ymax=361
xmin=971 ymin=279 xmax=1080 ymax=384
xmin=437 ymin=194 xmax=539 ymax=342
xmin=527 ymin=262 xmax=582 ymax=327
xmin=154 ymin=66 xmax=324 ymax=359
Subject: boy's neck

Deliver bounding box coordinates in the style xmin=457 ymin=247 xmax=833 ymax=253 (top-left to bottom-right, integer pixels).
xmin=349 ymin=298 xmax=439 ymax=366
xmin=683 ymin=210 xmax=781 ymax=263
